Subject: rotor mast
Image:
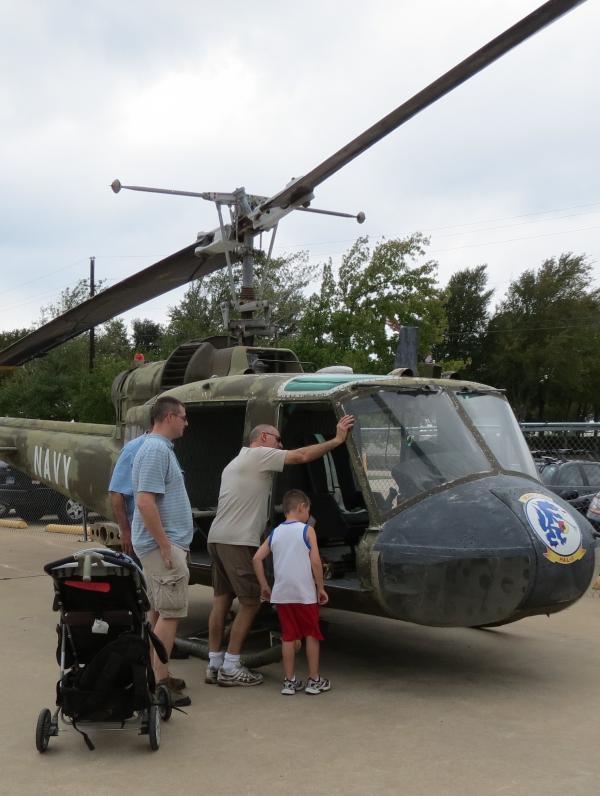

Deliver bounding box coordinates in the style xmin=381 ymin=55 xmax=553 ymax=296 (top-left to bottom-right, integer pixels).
xmin=110 ymin=179 xmax=364 ymax=344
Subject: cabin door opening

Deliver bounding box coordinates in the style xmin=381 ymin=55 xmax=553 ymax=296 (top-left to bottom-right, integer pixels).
xmin=175 ymin=403 xmax=246 ymax=552
xmin=276 ymin=403 xmax=370 ymax=578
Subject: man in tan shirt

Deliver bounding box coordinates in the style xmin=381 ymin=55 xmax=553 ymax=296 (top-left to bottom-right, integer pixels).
xmin=206 ymin=416 xmax=354 ymax=686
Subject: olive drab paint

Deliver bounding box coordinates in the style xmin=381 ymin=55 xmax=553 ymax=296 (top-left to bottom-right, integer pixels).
xmin=0 ymin=345 xmax=598 ymax=630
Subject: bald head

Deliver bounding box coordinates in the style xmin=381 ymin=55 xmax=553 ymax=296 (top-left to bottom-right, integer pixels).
xmin=249 ymin=424 xmax=282 ymax=448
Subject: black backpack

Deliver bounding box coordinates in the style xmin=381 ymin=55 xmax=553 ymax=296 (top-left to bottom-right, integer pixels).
xmin=59 ymin=632 xmax=152 ymax=722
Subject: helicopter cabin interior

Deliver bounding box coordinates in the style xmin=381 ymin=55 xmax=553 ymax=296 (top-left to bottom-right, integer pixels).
xmin=174 ymin=400 xmax=369 ymax=581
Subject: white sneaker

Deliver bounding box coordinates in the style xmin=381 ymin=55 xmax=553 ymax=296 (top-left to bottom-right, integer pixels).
xmin=281 ymin=677 xmax=304 ymax=695
xmin=305 ymin=676 xmax=330 ymax=695
xmin=217 ymin=666 xmax=264 ymax=687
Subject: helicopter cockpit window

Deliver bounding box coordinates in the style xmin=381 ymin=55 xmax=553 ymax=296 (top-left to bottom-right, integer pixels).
xmin=343 ymin=388 xmax=491 ymax=514
xmin=454 ymin=391 xmax=539 ymax=480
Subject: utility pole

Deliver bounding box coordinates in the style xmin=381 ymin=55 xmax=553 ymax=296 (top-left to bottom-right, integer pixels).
xmin=89 ymin=256 xmax=95 ymax=371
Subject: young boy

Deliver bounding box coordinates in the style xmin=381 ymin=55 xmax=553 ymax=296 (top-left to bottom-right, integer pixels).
xmin=253 ymin=489 xmax=330 ymax=695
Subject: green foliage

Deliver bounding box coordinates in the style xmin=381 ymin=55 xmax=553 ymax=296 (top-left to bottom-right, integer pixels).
xmin=38 ymin=278 xmax=106 ymax=324
xmin=434 ymin=265 xmax=493 ymax=364
xmin=0 ymin=283 xmax=131 ymax=423
xmin=474 ymin=254 xmax=600 ymax=420
xmin=2 ymin=240 xmax=598 ymax=425
xmin=73 ymin=351 xmax=131 ymax=423
xmin=161 ymin=251 xmax=319 ymax=353
xmin=132 ymin=318 xmax=164 ymax=358
xmin=0 ymin=330 xmax=131 ymax=423
xmin=0 ymin=328 xmax=32 ymax=350
xmin=97 ymin=320 xmax=131 ymax=360
xmin=294 ymin=234 xmax=445 ymax=373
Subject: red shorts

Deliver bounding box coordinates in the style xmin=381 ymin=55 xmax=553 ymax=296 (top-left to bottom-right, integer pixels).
xmin=276 ymin=603 xmax=324 ymax=642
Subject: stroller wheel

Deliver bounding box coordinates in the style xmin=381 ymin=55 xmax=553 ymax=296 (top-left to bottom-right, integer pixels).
xmin=35 ymin=708 xmax=52 ymax=753
xmin=148 ymin=705 xmax=161 ymax=751
xmin=156 ymin=684 xmax=172 ymax=722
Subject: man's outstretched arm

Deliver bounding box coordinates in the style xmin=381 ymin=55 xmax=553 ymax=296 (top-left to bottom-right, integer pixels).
xmin=284 ymin=414 xmax=354 ymax=465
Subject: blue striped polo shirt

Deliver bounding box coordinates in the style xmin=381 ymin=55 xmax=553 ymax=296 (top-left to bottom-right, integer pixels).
xmin=131 ymin=433 xmax=193 ymax=559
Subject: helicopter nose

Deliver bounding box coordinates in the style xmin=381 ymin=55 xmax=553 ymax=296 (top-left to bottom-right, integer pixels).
xmin=372 ymin=474 xmax=598 ymax=627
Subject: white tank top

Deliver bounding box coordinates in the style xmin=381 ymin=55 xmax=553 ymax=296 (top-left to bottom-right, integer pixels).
xmin=269 ymin=521 xmax=317 ymax=604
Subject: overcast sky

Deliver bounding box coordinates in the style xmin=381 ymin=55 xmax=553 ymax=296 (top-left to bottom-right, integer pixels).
xmin=1 ymin=0 xmax=598 ymax=337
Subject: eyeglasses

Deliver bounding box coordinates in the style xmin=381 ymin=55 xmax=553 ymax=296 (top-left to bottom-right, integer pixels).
xmin=170 ymin=412 xmax=188 ymax=421
xmin=264 ymin=432 xmax=282 ymax=443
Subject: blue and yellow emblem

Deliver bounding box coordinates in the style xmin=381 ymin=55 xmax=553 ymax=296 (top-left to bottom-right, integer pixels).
xmin=519 ymin=492 xmax=586 ymax=564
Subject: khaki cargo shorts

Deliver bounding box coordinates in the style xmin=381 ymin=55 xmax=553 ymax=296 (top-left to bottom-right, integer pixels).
xmin=208 ymin=543 xmax=260 ymax=599
xmin=140 ymin=544 xmax=190 ymax=618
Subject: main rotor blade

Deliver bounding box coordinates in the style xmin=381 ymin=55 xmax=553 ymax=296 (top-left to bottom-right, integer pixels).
xmin=261 ymin=0 xmax=585 ymax=211
xmin=0 ymin=246 xmax=228 ymax=366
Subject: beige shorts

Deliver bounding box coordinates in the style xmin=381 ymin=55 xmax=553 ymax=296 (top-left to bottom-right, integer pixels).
xmin=140 ymin=545 xmax=190 ymax=619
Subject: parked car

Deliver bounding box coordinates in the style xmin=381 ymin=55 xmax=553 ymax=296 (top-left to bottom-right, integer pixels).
xmin=0 ymin=460 xmax=85 ymax=524
xmin=585 ymin=491 xmax=600 ymax=533
xmin=534 ymin=456 xmax=600 ymax=500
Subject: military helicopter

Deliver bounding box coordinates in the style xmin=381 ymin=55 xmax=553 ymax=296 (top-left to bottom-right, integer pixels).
xmin=0 ymin=0 xmax=597 ymax=640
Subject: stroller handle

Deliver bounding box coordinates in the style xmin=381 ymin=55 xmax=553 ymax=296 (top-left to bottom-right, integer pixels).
xmin=76 ymin=551 xmax=105 ymax=581
xmin=44 ymin=548 xmax=143 ymax=578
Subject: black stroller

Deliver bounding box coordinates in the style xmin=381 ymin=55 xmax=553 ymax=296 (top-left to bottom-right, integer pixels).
xmin=36 ymin=549 xmax=172 ymax=752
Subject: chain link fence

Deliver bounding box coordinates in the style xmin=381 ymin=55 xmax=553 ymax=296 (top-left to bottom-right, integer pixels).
xmin=521 ymin=422 xmax=600 ymax=499
xmin=520 ymin=423 xmax=600 ymax=460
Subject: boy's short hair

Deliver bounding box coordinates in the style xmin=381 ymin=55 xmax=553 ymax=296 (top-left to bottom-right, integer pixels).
xmin=282 ymin=489 xmax=310 ymax=515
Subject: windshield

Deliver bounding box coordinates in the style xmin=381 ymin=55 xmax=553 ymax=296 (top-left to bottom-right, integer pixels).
xmin=343 ymin=388 xmax=491 ymax=514
xmin=454 ymin=391 xmax=539 ymax=479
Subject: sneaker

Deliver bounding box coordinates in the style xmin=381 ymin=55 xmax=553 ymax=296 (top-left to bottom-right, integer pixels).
xmin=205 ymin=665 xmax=219 ymax=685
xmin=157 ymin=679 xmax=192 ymax=707
xmin=305 ymin=676 xmax=331 ymax=695
xmin=217 ymin=666 xmax=264 ymax=687
xmin=281 ymin=677 xmax=304 ymax=695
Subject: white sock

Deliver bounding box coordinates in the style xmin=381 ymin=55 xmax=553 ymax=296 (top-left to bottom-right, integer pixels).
xmin=209 ymin=651 xmax=224 ymax=670
xmin=223 ymin=652 xmax=241 ymax=672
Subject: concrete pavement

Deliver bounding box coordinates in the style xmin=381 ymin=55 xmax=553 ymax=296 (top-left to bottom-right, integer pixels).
xmin=1 ymin=526 xmax=599 ymax=796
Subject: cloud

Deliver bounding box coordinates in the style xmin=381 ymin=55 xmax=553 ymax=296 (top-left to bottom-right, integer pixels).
xmin=0 ymin=0 xmax=598 ymax=333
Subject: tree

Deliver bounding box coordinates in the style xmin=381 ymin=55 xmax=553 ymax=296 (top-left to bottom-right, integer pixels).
xmin=434 ymin=264 xmax=493 ymax=366
xmin=476 ymin=253 xmax=600 ymax=420
xmin=38 ymin=278 xmax=106 ymax=324
xmin=161 ymin=251 xmax=319 ymax=353
xmin=132 ymin=318 xmax=163 ymax=358
xmin=0 ymin=328 xmax=32 ymax=352
xmin=0 ymin=283 xmax=131 ymax=423
xmin=294 ymin=234 xmax=446 ymax=373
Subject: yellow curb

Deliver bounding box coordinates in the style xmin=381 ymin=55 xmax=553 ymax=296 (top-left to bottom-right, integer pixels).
xmin=0 ymin=518 xmax=28 ymax=529
xmin=45 ymin=524 xmax=84 ymax=535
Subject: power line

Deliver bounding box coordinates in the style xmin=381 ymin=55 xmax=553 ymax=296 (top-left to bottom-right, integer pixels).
xmin=409 ymin=201 xmax=600 ymax=235
xmin=429 ymin=225 xmax=600 ymax=254
xmin=294 ymin=224 xmax=600 ymax=263
xmin=443 ymin=320 xmax=600 ymax=339
xmin=282 ymin=201 xmax=600 ymax=250
xmin=0 ymin=258 xmax=88 ymax=298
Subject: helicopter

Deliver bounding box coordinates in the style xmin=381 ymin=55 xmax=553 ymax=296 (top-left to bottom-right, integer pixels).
xmin=0 ymin=0 xmax=597 ymax=637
